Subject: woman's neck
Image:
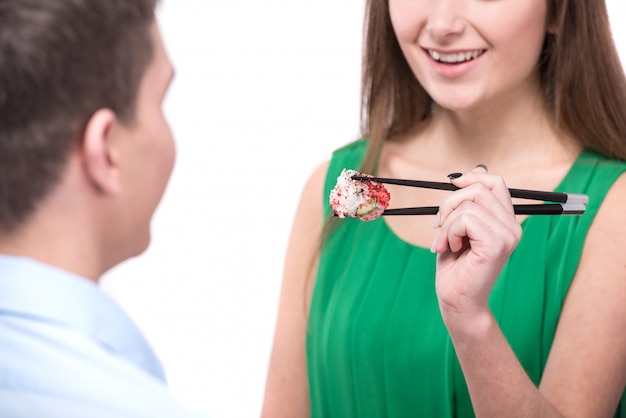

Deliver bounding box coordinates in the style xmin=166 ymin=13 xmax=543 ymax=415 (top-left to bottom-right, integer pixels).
xmin=421 ymin=91 xmax=577 ymax=170
xmin=382 ymin=85 xmax=581 ymax=188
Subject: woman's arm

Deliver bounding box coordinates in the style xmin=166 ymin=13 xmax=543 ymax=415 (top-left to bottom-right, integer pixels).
xmin=432 ymin=168 xmax=626 ymax=417
xmin=539 ymin=173 xmax=626 ymax=417
xmin=261 ymin=161 xmax=329 ymax=418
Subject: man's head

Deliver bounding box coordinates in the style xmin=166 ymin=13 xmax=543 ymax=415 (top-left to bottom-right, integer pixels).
xmin=0 ymin=0 xmax=159 ymax=234
xmin=0 ymin=0 xmax=175 ymax=274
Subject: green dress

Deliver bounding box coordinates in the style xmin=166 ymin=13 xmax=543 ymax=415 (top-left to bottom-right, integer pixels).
xmin=307 ymin=139 xmax=626 ymax=417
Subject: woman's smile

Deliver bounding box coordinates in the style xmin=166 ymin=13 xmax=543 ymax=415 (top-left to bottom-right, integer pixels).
xmin=426 ymin=48 xmax=486 ymax=64
xmin=423 ymin=47 xmax=487 ymax=79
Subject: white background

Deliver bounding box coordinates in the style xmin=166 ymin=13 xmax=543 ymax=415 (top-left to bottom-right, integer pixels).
xmin=101 ymin=2 xmax=626 ymax=417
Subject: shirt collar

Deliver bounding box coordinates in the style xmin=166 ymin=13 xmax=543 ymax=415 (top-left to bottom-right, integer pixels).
xmin=0 ymin=255 xmax=166 ymax=382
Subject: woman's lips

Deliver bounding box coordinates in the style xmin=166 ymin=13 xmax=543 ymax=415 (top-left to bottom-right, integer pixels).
xmin=427 ymin=48 xmax=486 ymax=64
xmin=423 ymin=48 xmax=487 ymax=78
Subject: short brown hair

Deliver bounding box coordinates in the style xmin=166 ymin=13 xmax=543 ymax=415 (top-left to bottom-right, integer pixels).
xmin=360 ymin=0 xmax=626 ymax=173
xmin=0 ymin=0 xmax=157 ymax=233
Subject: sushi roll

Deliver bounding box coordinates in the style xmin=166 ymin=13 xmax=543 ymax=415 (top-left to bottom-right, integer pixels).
xmin=329 ymin=168 xmax=390 ymax=222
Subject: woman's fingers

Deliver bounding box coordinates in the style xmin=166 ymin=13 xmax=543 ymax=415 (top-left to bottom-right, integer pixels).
xmin=436 ymin=167 xmax=515 ymax=230
xmin=432 ymin=200 xmax=521 ymax=255
xmin=432 ymin=165 xmax=521 ymax=254
xmin=449 ymin=165 xmax=512 ymax=204
xmin=435 ymin=182 xmax=511 ymax=228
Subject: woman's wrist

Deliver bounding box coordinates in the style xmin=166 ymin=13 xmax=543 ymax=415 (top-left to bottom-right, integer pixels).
xmin=439 ymin=303 xmax=495 ymax=339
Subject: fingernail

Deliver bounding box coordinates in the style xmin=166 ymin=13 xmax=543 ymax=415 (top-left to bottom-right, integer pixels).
xmin=430 ymin=236 xmax=439 ymax=253
xmin=447 ymin=172 xmax=463 ymax=179
xmin=475 ymin=164 xmax=488 ymax=172
xmin=433 ymin=212 xmax=441 ymax=228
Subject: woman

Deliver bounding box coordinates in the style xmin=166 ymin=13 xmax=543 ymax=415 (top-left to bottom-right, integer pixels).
xmin=263 ymin=0 xmax=626 ymax=416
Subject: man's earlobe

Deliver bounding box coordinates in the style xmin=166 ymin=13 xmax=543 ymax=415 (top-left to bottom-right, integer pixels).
xmin=82 ymin=109 xmax=121 ymax=196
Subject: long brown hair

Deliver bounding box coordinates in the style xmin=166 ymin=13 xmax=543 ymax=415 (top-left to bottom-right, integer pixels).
xmin=360 ymin=0 xmax=626 ymax=174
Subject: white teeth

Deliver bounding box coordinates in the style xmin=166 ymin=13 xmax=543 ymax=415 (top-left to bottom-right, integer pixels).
xmin=428 ymin=49 xmax=484 ymax=64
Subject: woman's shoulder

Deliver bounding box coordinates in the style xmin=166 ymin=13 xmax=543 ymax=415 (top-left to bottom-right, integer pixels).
xmin=590 ymin=168 xmax=626 ymax=223
xmin=563 ymin=148 xmax=626 ymax=211
xmin=573 ymin=148 xmax=626 ymax=264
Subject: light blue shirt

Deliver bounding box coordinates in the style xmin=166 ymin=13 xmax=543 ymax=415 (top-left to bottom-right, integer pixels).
xmin=0 ymin=255 xmax=206 ymax=418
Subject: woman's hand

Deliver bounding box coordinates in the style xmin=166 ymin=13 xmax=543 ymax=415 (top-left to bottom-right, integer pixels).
xmin=431 ymin=165 xmax=522 ymax=324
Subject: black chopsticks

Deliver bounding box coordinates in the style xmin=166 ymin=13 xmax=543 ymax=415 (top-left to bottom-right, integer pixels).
xmin=352 ymin=176 xmax=588 ymax=216
xmin=383 ymin=203 xmax=586 ymax=216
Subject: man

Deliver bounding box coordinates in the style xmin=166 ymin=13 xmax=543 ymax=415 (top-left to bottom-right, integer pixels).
xmin=0 ymin=1 xmax=204 ymax=416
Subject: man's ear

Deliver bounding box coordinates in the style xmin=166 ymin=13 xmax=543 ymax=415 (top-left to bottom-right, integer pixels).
xmin=81 ymin=109 xmax=121 ymax=196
